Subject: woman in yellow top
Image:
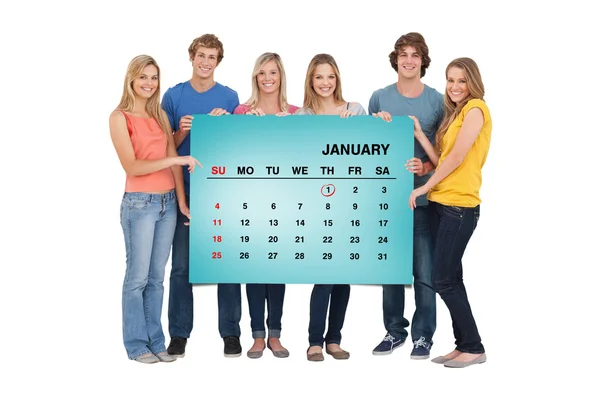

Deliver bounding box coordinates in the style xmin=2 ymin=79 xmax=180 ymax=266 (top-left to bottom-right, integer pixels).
xmin=408 ymin=57 xmax=492 ymax=368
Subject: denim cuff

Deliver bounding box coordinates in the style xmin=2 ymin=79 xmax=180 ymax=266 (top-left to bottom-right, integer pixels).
xmin=252 ymin=330 xmax=266 ymax=339
xmin=390 ymin=332 xmax=408 ymax=341
xmin=150 ymin=346 xmax=167 ymax=356
xmin=268 ymin=329 xmax=281 ymax=339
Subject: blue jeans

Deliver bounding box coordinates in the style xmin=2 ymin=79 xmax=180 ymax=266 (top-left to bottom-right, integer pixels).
xmin=246 ymin=284 xmax=285 ymax=339
xmin=382 ymin=205 xmax=436 ymax=343
xmin=168 ymin=195 xmax=241 ymax=339
xmin=218 ymin=283 xmax=242 ymax=337
xmin=308 ymin=284 xmax=350 ymax=347
xmin=429 ymin=202 xmax=484 ymax=354
xmin=121 ymin=191 xmax=176 ymax=359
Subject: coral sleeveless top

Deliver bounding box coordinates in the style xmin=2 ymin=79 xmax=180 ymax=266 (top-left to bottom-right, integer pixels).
xmin=121 ymin=111 xmax=175 ymax=193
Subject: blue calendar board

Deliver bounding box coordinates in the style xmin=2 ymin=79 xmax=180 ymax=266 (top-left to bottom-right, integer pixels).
xmin=189 ymin=115 xmax=414 ymax=284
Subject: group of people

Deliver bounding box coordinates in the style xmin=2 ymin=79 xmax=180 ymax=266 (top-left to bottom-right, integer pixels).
xmin=109 ymin=31 xmax=492 ymax=369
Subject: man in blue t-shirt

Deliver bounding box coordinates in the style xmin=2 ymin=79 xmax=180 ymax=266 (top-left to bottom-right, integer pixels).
xmin=369 ymin=32 xmax=444 ymax=360
xmin=162 ymin=34 xmax=241 ymax=358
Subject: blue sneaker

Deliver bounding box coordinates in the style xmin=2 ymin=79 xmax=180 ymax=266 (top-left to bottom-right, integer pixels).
xmin=410 ymin=336 xmax=432 ymax=360
xmin=372 ymin=333 xmax=405 ymax=355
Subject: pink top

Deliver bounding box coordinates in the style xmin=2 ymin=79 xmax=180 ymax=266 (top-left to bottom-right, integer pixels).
xmin=121 ymin=111 xmax=175 ymax=193
xmin=233 ymin=103 xmax=300 ymax=114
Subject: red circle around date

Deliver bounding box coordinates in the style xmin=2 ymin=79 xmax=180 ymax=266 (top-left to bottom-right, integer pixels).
xmin=320 ymin=184 xmax=336 ymax=197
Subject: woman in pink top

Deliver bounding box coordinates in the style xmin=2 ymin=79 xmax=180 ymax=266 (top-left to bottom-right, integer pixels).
xmin=233 ymin=52 xmax=298 ymax=359
xmin=109 ymin=55 xmax=201 ymax=364
xmin=233 ymin=52 xmax=299 ymax=116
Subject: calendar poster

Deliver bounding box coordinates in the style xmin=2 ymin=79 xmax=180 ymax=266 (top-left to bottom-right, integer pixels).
xmin=189 ymin=115 xmax=415 ymax=284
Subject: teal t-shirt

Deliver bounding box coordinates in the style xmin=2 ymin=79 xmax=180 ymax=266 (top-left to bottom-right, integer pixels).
xmin=368 ymin=83 xmax=443 ymax=206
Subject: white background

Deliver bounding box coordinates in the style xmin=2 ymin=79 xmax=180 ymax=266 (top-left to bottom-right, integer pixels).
xmin=1 ymin=0 xmax=598 ymax=398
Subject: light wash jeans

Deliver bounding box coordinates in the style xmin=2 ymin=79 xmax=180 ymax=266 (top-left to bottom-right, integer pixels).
xmin=121 ymin=191 xmax=176 ymax=359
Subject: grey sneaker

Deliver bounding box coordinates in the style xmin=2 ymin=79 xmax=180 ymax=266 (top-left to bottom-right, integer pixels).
xmin=134 ymin=353 xmax=160 ymax=364
xmin=156 ymin=351 xmax=177 ymax=363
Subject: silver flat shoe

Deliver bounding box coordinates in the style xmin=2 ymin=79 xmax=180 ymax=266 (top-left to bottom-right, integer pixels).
xmin=444 ymin=353 xmax=486 ymax=368
xmin=267 ymin=341 xmax=289 ymax=358
xmin=431 ymin=355 xmax=455 ymax=364
xmin=247 ymin=347 xmax=265 ymax=359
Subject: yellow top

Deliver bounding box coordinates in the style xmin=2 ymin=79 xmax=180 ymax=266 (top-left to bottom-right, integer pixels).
xmin=427 ymin=99 xmax=492 ymax=207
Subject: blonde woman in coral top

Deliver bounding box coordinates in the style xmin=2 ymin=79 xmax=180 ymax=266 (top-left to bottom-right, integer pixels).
xmin=409 ymin=57 xmax=492 ymax=368
xmin=109 ymin=55 xmax=201 ymax=364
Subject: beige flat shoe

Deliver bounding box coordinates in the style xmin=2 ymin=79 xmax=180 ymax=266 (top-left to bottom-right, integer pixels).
xmin=326 ymin=347 xmax=350 ymax=360
xmin=307 ymin=348 xmax=324 ymax=362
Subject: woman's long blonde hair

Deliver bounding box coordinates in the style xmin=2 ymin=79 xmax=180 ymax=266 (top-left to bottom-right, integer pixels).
xmin=245 ymin=52 xmax=290 ymax=112
xmin=435 ymin=57 xmax=485 ymax=151
xmin=302 ymin=53 xmax=345 ymax=113
xmin=116 ymin=55 xmax=170 ymax=135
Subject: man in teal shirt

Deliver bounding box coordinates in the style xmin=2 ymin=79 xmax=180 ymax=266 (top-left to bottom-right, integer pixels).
xmin=369 ymin=32 xmax=444 ymax=360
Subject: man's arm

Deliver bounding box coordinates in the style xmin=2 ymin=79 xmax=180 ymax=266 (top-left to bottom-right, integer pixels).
xmin=173 ymin=117 xmax=192 ymax=148
xmin=420 ymin=161 xmax=434 ymax=175
xmin=368 ymin=92 xmax=379 ymax=114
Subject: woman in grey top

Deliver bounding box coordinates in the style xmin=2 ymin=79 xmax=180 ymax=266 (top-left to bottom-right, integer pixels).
xmin=295 ymin=54 xmax=366 ymax=117
xmin=296 ymin=53 xmax=366 ymax=361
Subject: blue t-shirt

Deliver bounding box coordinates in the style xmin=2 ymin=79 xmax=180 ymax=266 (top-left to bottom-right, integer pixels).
xmin=368 ymin=83 xmax=443 ymax=206
xmin=162 ymin=81 xmax=239 ymax=195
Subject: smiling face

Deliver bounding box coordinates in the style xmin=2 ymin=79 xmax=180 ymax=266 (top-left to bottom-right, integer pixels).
xmin=132 ymin=64 xmax=158 ymax=99
xmin=396 ymin=45 xmax=422 ymax=80
xmin=191 ymin=46 xmax=219 ymax=79
xmin=256 ymin=59 xmax=280 ymax=95
xmin=446 ymin=66 xmax=470 ymax=103
xmin=312 ymin=63 xmax=337 ymax=98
